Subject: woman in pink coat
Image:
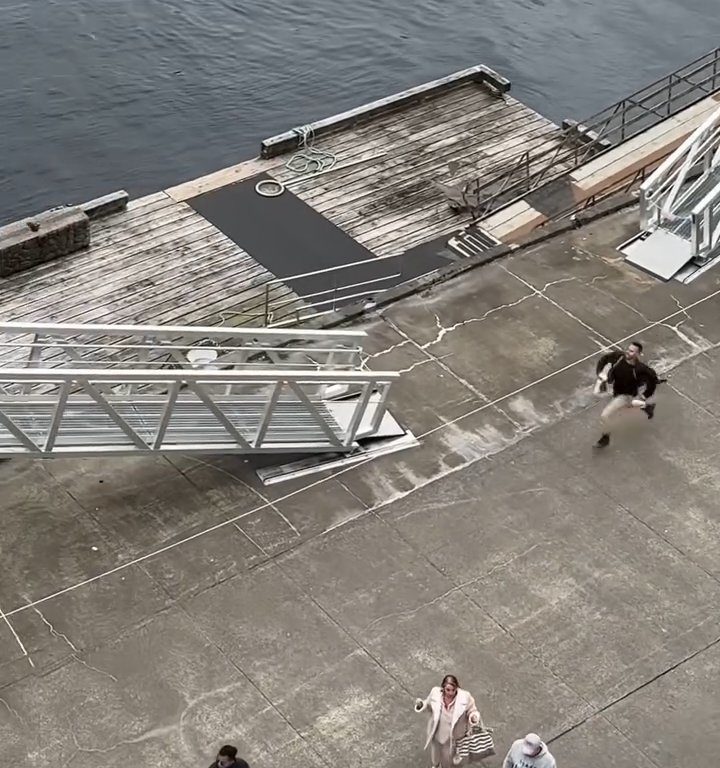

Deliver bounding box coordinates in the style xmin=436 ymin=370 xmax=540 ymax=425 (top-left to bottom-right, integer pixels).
xmin=415 ymin=674 xmax=481 ymax=768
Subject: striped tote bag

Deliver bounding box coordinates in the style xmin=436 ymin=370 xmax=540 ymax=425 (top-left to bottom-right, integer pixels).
xmin=453 ymin=725 xmax=495 ymax=763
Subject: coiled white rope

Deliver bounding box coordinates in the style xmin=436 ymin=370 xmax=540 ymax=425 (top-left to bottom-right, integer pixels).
xmin=285 ymin=124 xmax=337 ymax=175
xmin=256 ymin=124 xmax=339 ymax=197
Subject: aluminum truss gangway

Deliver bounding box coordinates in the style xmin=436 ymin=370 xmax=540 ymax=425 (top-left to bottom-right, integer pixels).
xmin=0 ymin=322 xmax=400 ymax=457
xmin=622 ymin=104 xmax=720 ymax=281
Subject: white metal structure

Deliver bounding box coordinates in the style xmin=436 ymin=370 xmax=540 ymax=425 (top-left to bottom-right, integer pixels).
xmin=0 ymin=322 xmax=399 ymax=457
xmin=628 ymin=105 xmax=720 ymax=279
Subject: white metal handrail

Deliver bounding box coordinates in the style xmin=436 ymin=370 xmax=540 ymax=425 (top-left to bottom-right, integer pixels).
xmin=690 ymin=183 xmax=720 ymax=259
xmin=0 ymin=368 xmax=398 ymax=383
xmin=0 ymin=322 xmax=401 ymax=457
xmin=226 ymin=253 xmax=406 ymax=326
xmin=0 ymin=321 xmax=367 ymax=378
xmin=640 ymin=105 xmax=720 ymax=230
xmin=0 ymin=321 xmax=366 ymax=343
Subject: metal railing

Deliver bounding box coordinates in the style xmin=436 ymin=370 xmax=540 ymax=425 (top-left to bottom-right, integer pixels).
xmin=191 ymin=51 xmax=720 ymax=329
xmin=0 ymin=322 xmax=400 ymax=456
xmin=0 ymin=321 xmax=367 ymax=382
xmin=639 ymin=104 xmax=720 ymax=262
xmin=219 ymin=254 xmax=406 ymax=327
xmin=458 ymin=48 xmax=720 ymax=220
xmin=640 ymin=105 xmax=720 ymax=219
xmin=690 ymin=182 xmax=720 ymax=261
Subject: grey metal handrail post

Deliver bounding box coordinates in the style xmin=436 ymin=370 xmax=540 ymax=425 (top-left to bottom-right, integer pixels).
xmin=263 ymin=284 xmax=271 ymax=326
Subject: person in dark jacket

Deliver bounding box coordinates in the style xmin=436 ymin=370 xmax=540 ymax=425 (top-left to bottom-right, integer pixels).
xmin=209 ymin=744 xmax=250 ymax=768
xmin=594 ymin=340 xmax=658 ymax=448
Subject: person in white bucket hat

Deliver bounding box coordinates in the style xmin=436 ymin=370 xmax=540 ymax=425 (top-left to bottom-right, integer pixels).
xmin=503 ymin=733 xmax=556 ymax=768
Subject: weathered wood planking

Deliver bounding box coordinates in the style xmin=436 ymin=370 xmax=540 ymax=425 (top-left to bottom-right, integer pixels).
xmin=161 ymin=79 xmax=567 ymax=261
xmin=0 ymin=192 xmax=306 ymax=354
xmin=263 ymin=81 xmax=566 ymax=257
xmin=260 ymin=64 xmax=510 ymax=158
xmin=0 ymin=68 xmax=567 ymax=349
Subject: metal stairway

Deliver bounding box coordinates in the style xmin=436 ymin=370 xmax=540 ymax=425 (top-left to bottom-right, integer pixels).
xmin=0 ymin=322 xmax=399 ymax=457
xmin=622 ymin=105 xmax=720 ymax=281
xmin=447 ymin=226 xmax=501 ymax=259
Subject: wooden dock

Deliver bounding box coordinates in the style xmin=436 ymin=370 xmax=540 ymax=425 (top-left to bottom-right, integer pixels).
xmin=0 ymin=64 xmax=568 ymax=331
xmin=0 ymin=191 xmax=307 ymax=337
xmin=168 ymin=67 xmax=566 ymax=260
xmin=5 ymin=56 xmax=718 ymax=334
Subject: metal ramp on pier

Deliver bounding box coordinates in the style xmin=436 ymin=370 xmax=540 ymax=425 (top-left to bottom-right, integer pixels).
xmin=0 ymin=322 xmax=400 ymax=457
xmin=621 ymin=105 xmax=720 ymax=282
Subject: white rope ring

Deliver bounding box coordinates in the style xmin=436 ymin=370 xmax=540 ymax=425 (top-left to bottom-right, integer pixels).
xmin=255 ymin=179 xmax=285 ymax=197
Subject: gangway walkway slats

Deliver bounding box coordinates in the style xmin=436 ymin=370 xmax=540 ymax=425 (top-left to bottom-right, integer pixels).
xmin=0 ymin=323 xmax=400 ymax=457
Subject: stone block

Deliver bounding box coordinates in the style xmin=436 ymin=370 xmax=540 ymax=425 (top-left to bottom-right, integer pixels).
xmin=80 ymin=190 xmax=129 ymax=220
xmin=0 ymin=207 xmax=90 ymax=277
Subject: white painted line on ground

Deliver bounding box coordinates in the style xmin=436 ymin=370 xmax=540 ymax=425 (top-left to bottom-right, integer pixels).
xmin=7 ymin=285 xmax=720 ymax=618
xmin=0 ymin=604 xmax=34 ymax=667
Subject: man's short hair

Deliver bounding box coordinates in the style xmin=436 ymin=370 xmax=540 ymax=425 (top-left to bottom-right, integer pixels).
xmin=218 ymin=745 xmax=238 ymax=760
xmin=629 ymin=340 xmax=643 ymax=353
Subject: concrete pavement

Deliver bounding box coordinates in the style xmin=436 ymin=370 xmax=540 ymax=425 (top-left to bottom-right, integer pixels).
xmin=2 ymin=206 xmax=720 ymax=767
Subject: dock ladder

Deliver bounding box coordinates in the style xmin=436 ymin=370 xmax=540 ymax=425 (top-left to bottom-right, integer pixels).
xmin=0 ymin=322 xmax=399 ymax=457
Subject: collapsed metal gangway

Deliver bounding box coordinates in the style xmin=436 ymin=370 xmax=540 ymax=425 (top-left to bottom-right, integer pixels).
xmin=623 ymin=104 xmax=720 ymax=281
xmin=0 ymin=322 xmax=399 ymax=457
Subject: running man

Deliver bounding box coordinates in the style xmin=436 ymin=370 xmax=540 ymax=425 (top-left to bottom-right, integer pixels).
xmin=594 ymin=340 xmax=658 ymax=448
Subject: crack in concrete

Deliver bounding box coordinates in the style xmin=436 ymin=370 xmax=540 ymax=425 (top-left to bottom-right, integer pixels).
xmin=383 ymin=316 xmax=525 ymax=432
xmin=397 ymin=355 xmax=450 ymax=374
xmin=479 ymin=543 xmax=542 ymax=581
xmin=72 ymin=654 xmax=119 ymax=684
xmin=32 ymin=605 xmax=80 ymax=654
xmin=170 ymin=602 xmax=334 ymax=768
xmin=69 ymin=675 xmax=295 ymax=758
xmin=419 ymin=289 xmax=542 ymax=350
xmin=362 ymin=582 xmax=474 ymax=633
xmin=502 ymin=266 xmax=613 ymax=349
xmin=670 ymin=293 xmax=691 ymax=320
xmin=8 ymin=286 xmax=720 ymax=627
xmin=362 ymin=543 xmax=541 ymax=633
xmin=662 ymin=318 xmax=708 ymax=351
xmin=332 ymin=330 xmax=720 ymax=534
xmin=0 ymin=604 xmax=33 ymax=669
xmin=70 ymin=723 xmax=179 ymax=754
xmin=581 ymin=279 xmax=713 ymax=357
xmin=32 ymin=604 xmax=119 ymax=682
xmin=363 ymin=337 xmax=413 ymax=361
xmin=0 ymin=695 xmax=26 ymax=726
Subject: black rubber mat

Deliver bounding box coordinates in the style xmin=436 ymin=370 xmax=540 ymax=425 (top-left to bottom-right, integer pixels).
xmin=399 ymin=234 xmax=458 ymax=276
xmin=188 ymin=174 xmax=379 ymax=300
xmin=189 ymin=174 xmax=453 ymax=307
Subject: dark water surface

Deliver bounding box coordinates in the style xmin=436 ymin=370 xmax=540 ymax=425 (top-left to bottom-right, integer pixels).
xmin=1 ymin=0 xmax=718 ymax=223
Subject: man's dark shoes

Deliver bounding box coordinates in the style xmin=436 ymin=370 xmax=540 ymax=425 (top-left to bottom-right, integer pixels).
xmin=596 ymin=433 xmax=610 ymax=448
xmin=644 ymin=404 xmax=655 ymax=420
